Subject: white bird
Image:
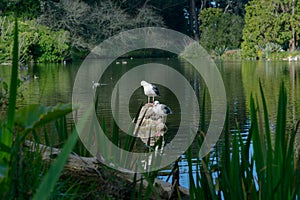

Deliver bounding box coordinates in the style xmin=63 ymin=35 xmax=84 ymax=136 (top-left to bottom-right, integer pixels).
xmin=141 ymin=80 xmax=160 ymax=104
xmin=92 ymin=81 xmax=108 ymax=89
xmin=34 ymin=75 xmax=39 ymax=79
xmin=152 ymin=101 xmax=173 ymax=116
xmin=92 ymin=81 xmax=101 ymax=89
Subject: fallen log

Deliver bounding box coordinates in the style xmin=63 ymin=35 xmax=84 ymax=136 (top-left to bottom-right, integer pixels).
xmin=24 ymin=140 xmax=190 ymax=199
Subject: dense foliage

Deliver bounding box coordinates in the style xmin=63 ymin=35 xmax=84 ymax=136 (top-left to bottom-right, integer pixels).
xmin=242 ymin=0 xmax=300 ymax=59
xmin=199 ymin=8 xmax=244 ymax=54
xmin=1 ymin=0 xmax=299 ymax=61
xmin=0 ymin=16 xmax=70 ymax=63
xmin=1 ymin=0 xmax=166 ymax=62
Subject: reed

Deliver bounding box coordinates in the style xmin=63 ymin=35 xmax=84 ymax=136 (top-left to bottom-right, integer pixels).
xmin=186 ymin=80 xmax=300 ymax=199
xmin=0 ymin=16 xmax=19 ymax=178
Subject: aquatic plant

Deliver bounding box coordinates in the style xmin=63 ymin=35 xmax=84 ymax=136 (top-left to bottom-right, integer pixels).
xmin=186 ymin=81 xmax=300 ymax=200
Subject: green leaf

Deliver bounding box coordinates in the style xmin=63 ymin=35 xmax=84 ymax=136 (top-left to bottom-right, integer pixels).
xmin=2 ymin=82 xmax=8 ymax=92
xmin=0 ymin=142 xmax=11 ymax=153
xmin=14 ymin=103 xmax=73 ymax=129
xmin=0 ymin=16 xmax=18 ymax=176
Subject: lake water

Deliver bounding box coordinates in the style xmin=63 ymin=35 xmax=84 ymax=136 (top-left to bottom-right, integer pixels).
xmin=1 ymin=59 xmax=300 ymax=188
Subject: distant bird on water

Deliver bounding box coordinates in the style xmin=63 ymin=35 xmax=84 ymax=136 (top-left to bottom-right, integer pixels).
xmin=92 ymin=81 xmax=101 ymax=89
xmin=141 ymin=80 xmax=160 ymax=104
xmin=153 ymin=101 xmax=173 ymax=116
xmin=92 ymin=81 xmax=108 ymax=89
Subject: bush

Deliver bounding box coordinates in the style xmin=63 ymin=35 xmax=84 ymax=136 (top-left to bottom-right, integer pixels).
xmin=268 ymin=51 xmax=300 ymax=60
xmin=0 ymin=16 xmax=70 ymax=63
xmin=221 ymin=49 xmax=242 ymax=60
xmin=199 ymin=8 xmax=244 ymax=53
xmin=259 ymin=42 xmax=284 ymax=59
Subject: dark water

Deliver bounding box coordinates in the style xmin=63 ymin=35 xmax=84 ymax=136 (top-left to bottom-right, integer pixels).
xmin=1 ymin=59 xmax=300 ymax=188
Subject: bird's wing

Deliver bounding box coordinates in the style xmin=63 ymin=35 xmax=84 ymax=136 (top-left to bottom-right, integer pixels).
xmin=152 ymin=85 xmax=160 ymax=96
xmin=162 ymin=105 xmax=173 ymax=114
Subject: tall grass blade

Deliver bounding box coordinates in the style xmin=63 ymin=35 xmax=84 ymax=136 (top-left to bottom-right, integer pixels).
xmin=249 ymin=93 xmax=266 ymax=199
xmin=32 ymin=132 xmax=77 ymax=200
xmin=0 ymin=16 xmax=19 ymax=168
xmin=201 ymin=159 xmax=218 ymax=200
xmin=258 ymin=80 xmax=272 ymax=154
xmin=187 ymin=147 xmax=199 ymax=200
xmin=274 ymin=83 xmax=287 ymax=162
xmin=143 ymin=172 xmax=161 ymax=200
xmin=32 ymin=106 xmax=93 ymax=200
xmin=273 ymin=83 xmax=287 ymax=198
xmin=259 ymin=80 xmax=274 ymax=198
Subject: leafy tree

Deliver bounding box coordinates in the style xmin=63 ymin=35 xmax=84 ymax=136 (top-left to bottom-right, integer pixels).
xmin=0 ymin=16 xmax=69 ymax=63
xmin=192 ymin=0 xmax=248 ymax=41
xmin=199 ymin=8 xmax=244 ymax=53
xmin=242 ymin=0 xmax=300 ymax=59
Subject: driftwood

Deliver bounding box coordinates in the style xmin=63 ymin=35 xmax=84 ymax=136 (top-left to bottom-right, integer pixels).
xmin=23 ymin=103 xmax=189 ymax=199
xmin=24 ymin=140 xmax=190 ymax=199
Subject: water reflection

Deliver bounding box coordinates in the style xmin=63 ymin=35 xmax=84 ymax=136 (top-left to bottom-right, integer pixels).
xmin=0 ymin=59 xmax=299 ymax=187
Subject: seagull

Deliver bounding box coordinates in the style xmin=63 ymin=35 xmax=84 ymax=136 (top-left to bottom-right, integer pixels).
xmin=92 ymin=81 xmax=101 ymax=89
xmin=140 ymin=80 xmax=160 ymax=104
xmin=92 ymin=81 xmax=108 ymax=89
xmin=34 ymin=75 xmax=39 ymax=79
xmin=153 ymin=101 xmax=173 ymax=116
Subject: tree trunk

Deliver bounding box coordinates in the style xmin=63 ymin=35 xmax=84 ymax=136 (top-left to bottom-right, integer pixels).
xmin=290 ymin=27 xmax=297 ymax=51
xmin=289 ymin=0 xmax=298 ymax=51
xmin=189 ymin=0 xmax=200 ymax=41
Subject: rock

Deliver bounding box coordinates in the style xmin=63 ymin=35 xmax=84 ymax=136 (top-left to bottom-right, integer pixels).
xmin=134 ymin=103 xmax=168 ymax=146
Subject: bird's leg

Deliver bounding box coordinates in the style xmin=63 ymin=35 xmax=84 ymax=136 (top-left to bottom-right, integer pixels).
xmin=148 ymin=97 xmax=154 ymax=105
xmin=148 ymin=96 xmax=150 ymax=104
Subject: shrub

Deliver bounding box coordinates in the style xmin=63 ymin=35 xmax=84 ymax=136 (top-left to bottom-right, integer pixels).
xmin=0 ymin=16 xmax=70 ymax=63
xmin=199 ymin=8 xmax=244 ymax=53
xmin=221 ymin=49 xmax=242 ymax=60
